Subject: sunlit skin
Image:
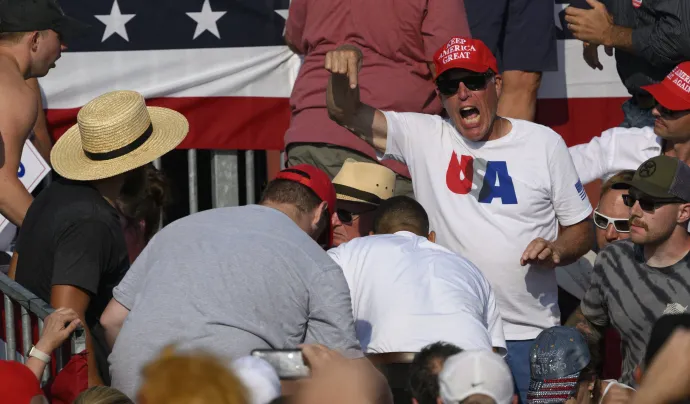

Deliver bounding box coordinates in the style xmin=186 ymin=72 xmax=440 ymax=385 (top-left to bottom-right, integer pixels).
xmin=595 ymin=189 xmax=631 ymax=249
xmin=652 ymin=105 xmax=690 ymax=142
xmin=439 ymin=69 xmax=509 ymax=142
xmin=331 ymin=200 xmax=377 ymax=247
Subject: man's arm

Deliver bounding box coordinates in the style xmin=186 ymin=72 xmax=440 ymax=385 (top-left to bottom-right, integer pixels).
xmin=284 ymin=0 xmax=307 ymax=55
xmin=0 ymin=74 xmax=38 ymax=226
xmin=325 ymin=46 xmax=388 ymax=154
xmin=305 ymin=266 xmax=363 ymax=357
xmin=565 ymin=306 xmax=605 ymax=346
xmin=100 ymin=298 xmax=130 ymax=350
xmin=50 ymin=286 xmax=103 ymax=386
xmin=629 ymin=0 xmax=690 ymax=66
xmin=25 ymin=78 xmax=52 ymax=163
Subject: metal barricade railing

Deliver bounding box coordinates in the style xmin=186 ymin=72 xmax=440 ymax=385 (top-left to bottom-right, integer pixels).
xmin=0 ymin=272 xmax=85 ymax=385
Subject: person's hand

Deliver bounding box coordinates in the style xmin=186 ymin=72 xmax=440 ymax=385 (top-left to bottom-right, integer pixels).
xmin=520 ymin=238 xmax=561 ymax=268
xmin=34 ymin=308 xmax=81 ymax=354
xmin=600 ymin=381 xmax=634 ymax=404
xmin=632 ymin=329 xmax=690 ymax=404
xmin=294 ymin=345 xmax=384 ymax=404
xmin=565 ymin=0 xmax=615 ymax=46
xmin=325 ymin=45 xmax=363 ymax=89
xmin=583 ymin=42 xmax=614 ymax=70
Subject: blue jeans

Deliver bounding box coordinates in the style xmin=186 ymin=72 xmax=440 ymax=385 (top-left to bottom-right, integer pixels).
xmin=506 ymin=340 xmax=534 ymax=404
xmin=620 ymin=99 xmax=655 ymax=129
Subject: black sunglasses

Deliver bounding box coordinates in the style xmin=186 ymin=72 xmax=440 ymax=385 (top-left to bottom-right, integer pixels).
xmin=622 ymin=194 xmax=684 ymax=212
xmin=655 ymin=103 xmax=690 ymax=119
xmin=593 ymin=210 xmax=630 ymax=233
xmin=336 ymin=208 xmax=375 ymax=224
xmin=436 ymin=73 xmax=493 ymax=96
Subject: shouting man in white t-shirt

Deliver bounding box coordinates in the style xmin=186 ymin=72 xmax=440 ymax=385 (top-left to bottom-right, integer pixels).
xmin=324 ymin=36 xmax=593 ymax=403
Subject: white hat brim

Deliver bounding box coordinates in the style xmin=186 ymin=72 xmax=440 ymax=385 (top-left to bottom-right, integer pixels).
xmin=51 ymin=106 xmax=189 ymax=181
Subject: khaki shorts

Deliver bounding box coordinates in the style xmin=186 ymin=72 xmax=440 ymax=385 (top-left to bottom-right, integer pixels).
xmin=286 ymin=143 xmax=414 ymax=198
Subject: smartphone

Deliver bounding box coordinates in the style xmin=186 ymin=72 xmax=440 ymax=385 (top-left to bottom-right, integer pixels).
xmin=251 ymin=349 xmax=310 ymax=379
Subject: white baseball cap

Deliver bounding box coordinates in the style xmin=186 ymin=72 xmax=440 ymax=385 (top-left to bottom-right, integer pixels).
xmin=439 ymin=350 xmax=514 ymax=404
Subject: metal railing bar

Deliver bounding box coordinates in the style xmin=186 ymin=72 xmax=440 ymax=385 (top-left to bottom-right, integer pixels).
xmin=4 ymin=294 xmax=16 ymax=361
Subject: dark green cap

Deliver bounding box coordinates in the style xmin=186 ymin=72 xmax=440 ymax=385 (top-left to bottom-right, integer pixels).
xmin=614 ymin=156 xmax=690 ymax=202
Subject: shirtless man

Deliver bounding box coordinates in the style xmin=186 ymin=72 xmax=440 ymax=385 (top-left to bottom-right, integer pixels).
xmin=0 ymin=0 xmax=87 ymax=226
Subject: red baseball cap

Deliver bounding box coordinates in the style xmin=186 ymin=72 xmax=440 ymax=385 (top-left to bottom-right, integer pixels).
xmin=642 ymin=62 xmax=690 ymax=111
xmin=433 ymin=37 xmax=499 ymax=80
xmin=0 ymin=360 xmax=46 ymax=403
xmin=274 ymin=164 xmax=337 ymax=248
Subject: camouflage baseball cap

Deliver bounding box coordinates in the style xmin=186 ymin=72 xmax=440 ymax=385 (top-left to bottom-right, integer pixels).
xmin=614 ymin=156 xmax=690 ymax=201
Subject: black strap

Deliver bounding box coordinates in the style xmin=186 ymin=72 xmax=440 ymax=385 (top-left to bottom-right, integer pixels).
xmin=334 ymin=184 xmax=382 ymax=205
xmin=84 ymin=123 xmax=153 ymax=161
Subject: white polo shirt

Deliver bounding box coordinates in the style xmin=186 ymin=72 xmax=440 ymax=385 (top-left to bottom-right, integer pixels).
xmin=380 ymin=112 xmax=592 ymax=340
xmin=328 ymin=231 xmax=506 ymax=353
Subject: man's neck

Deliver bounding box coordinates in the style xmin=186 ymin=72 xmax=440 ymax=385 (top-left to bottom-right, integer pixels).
xmin=644 ymin=229 xmax=690 ymax=268
xmin=260 ymin=201 xmax=310 ymax=233
xmin=485 ymin=116 xmax=511 ymax=142
xmin=663 ymin=139 xmax=690 ymax=164
xmin=0 ymin=48 xmax=30 ymax=78
xmin=91 ymin=175 xmax=125 ymax=208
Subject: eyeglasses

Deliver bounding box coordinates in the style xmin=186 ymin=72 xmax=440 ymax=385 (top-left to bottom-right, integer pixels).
xmin=436 ymin=73 xmax=493 ymax=96
xmin=336 ymin=208 xmax=375 ymax=224
xmin=622 ymin=194 xmax=684 ymax=212
xmin=593 ymin=210 xmax=630 ymax=233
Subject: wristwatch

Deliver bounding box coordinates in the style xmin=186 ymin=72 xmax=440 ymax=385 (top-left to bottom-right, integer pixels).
xmin=28 ymin=346 xmax=51 ymax=363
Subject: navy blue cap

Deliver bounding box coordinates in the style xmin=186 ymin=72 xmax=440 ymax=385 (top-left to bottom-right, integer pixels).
xmin=0 ymin=0 xmax=89 ymax=43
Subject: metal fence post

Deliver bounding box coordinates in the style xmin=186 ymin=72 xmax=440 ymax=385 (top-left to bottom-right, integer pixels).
xmin=211 ymin=151 xmax=240 ymax=207
xmin=4 ymin=295 xmax=15 ymax=361
xmin=188 ymin=149 xmax=198 ymax=214
xmin=20 ymin=306 xmax=31 ymax=363
xmin=245 ymin=151 xmax=255 ymax=205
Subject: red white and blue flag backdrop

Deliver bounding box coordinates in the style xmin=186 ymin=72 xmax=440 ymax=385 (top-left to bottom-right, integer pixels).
xmin=40 ymin=0 xmax=629 ymax=152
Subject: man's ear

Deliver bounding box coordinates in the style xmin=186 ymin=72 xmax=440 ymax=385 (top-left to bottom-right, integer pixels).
xmin=29 ymin=31 xmax=41 ymax=51
xmin=313 ymin=201 xmax=328 ymax=228
xmin=634 ymin=365 xmax=643 ymax=385
xmin=494 ymin=74 xmax=503 ymax=99
xmin=677 ymin=203 xmax=690 ymax=224
xmin=427 ymin=230 xmax=436 ymax=243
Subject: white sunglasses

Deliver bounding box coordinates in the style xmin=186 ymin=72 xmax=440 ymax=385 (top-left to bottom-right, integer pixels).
xmin=593 ymin=210 xmax=630 ymax=233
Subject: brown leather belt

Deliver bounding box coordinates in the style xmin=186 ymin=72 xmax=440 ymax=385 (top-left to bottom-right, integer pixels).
xmin=366 ymin=352 xmax=417 ymax=365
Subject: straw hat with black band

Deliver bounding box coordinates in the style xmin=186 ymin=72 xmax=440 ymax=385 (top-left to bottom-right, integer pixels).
xmin=51 ymin=90 xmax=189 ymax=181
xmin=332 ymin=159 xmax=396 ymax=206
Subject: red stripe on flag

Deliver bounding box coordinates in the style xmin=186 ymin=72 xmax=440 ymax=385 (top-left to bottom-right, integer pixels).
xmin=536 ymin=97 xmax=627 ymax=147
xmin=46 ymin=96 xmax=627 ymax=152
xmin=46 ymin=96 xmax=291 ymax=151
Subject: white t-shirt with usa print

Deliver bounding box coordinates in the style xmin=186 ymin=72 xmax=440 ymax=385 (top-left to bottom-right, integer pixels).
xmin=381 ymin=112 xmax=593 ymax=340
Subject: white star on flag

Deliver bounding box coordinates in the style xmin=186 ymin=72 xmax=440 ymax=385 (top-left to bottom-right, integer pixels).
xmin=95 ymin=0 xmax=136 ymax=42
xmin=187 ymin=0 xmax=227 ymax=40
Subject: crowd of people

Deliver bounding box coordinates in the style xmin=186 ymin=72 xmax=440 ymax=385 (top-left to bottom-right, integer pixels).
xmin=0 ymin=0 xmax=690 ymax=403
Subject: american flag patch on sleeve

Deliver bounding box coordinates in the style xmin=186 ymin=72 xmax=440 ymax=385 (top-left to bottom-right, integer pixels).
xmin=575 ymin=180 xmax=587 ymax=200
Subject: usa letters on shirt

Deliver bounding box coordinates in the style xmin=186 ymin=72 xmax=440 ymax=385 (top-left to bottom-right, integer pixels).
xmin=446 ymin=152 xmax=518 ymax=204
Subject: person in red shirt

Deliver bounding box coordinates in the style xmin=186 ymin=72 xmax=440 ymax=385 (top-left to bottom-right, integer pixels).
xmin=283 ymin=0 xmax=470 ymax=197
